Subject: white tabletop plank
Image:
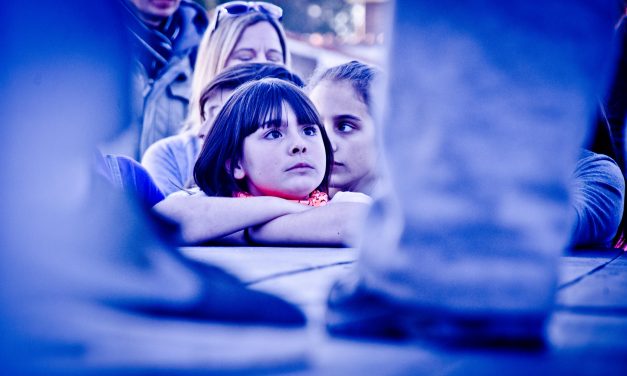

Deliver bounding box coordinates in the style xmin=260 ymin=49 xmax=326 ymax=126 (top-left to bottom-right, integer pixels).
xmin=180 ymin=246 xmax=358 ymax=284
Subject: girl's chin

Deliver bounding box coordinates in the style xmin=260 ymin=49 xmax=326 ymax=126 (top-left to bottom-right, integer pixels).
xmin=275 ymin=181 xmax=323 ymax=200
xmin=252 ymin=179 xmax=323 ymax=200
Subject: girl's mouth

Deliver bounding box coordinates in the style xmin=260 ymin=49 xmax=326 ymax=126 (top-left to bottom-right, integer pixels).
xmin=286 ymin=163 xmax=314 ymax=171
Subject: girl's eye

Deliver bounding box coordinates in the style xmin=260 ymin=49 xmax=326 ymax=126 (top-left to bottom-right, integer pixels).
xmin=337 ymin=122 xmax=356 ymax=133
xmin=303 ymin=126 xmax=318 ymax=136
xmin=264 ymin=129 xmax=283 ymax=139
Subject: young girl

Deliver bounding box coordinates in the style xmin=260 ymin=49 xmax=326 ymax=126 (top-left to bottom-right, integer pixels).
xmin=308 ymin=61 xmax=381 ymax=197
xmin=194 ymin=77 xmax=333 ymax=204
xmin=155 ymin=78 xmax=370 ymax=245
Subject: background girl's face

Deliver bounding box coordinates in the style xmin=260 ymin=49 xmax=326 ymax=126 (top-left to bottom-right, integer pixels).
xmin=225 ymin=22 xmax=284 ymax=68
xmin=309 ymin=80 xmax=377 ymax=193
xmin=199 ymin=88 xmax=234 ymax=138
xmin=234 ymin=102 xmax=326 ymax=199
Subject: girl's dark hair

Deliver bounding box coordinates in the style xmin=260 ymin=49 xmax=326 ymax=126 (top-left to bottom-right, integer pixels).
xmin=199 ymin=63 xmax=305 ymax=121
xmin=194 ymin=78 xmax=333 ymax=197
xmin=308 ymin=60 xmax=379 ymax=114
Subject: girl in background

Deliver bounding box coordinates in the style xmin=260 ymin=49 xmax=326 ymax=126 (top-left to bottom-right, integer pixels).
xmin=308 ymin=61 xmax=381 ymax=197
xmin=142 ymin=63 xmax=303 ymax=196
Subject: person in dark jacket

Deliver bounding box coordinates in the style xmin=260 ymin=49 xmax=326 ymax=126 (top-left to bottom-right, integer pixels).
xmin=110 ymin=0 xmax=209 ymax=159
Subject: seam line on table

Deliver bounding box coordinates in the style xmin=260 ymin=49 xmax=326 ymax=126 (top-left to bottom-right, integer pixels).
xmin=245 ymin=260 xmax=356 ymax=286
xmin=558 ymin=250 xmax=625 ymax=290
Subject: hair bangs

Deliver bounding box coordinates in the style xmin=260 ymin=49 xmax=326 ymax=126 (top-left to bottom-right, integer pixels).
xmin=237 ymin=79 xmax=286 ymax=136
xmin=280 ymin=85 xmax=323 ymax=127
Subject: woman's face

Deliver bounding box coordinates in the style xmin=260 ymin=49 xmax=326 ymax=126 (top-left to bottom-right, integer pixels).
xmin=234 ymin=102 xmax=326 ymax=200
xmin=225 ymin=21 xmax=284 ymax=68
xmin=309 ymin=80 xmax=377 ymax=194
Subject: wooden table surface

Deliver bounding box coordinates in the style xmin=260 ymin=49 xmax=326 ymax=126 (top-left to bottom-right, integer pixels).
xmin=180 ymin=246 xmax=627 ymax=375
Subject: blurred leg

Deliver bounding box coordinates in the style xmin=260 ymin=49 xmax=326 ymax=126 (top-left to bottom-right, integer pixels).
xmin=328 ymin=0 xmax=617 ymax=343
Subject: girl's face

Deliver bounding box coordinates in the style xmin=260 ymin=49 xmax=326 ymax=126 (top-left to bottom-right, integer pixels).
xmin=234 ymin=102 xmax=327 ymax=200
xmin=225 ymin=21 xmax=284 ymax=68
xmin=309 ymin=80 xmax=377 ymax=194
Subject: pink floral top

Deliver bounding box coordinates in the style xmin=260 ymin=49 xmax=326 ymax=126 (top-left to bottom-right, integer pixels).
xmin=234 ymin=190 xmax=329 ymax=207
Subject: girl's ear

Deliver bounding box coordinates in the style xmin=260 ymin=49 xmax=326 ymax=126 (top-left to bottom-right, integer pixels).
xmin=226 ymin=159 xmax=246 ymax=180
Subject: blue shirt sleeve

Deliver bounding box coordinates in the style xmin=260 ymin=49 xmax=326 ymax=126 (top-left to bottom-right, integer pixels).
xmin=101 ymin=154 xmax=165 ymax=207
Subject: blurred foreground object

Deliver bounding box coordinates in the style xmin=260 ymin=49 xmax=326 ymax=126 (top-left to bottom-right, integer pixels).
xmin=0 ymin=1 xmax=306 ymax=374
xmin=327 ymin=0 xmax=617 ymax=344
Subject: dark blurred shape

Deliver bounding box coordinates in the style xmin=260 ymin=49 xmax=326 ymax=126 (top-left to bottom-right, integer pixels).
xmin=591 ymin=9 xmax=627 ymax=248
xmin=0 ymin=1 xmax=305 ymax=373
xmin=602 ymin=11 xmax=627 ymax=173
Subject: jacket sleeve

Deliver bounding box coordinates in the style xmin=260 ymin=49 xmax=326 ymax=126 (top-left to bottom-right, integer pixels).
xmin=570 ymin=149 xmax=625 ymax=248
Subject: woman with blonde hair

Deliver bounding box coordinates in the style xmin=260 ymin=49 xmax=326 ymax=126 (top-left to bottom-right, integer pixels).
xmin=186 ymin=1 xmax=290 ymax=130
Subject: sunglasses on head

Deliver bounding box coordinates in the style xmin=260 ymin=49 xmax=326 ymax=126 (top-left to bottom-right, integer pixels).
xmin=212 ymin=1 xmax=283 ymax=33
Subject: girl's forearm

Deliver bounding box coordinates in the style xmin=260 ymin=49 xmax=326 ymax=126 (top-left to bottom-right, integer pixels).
xmin=153 ymin=193 xmax=309 ymax=244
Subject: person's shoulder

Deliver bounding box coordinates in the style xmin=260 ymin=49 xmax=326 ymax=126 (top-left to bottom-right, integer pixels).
xmin=111 ymin=155 xmax=154 ymax=185
xmin=144 ymin=131 xmax=195 ymax=158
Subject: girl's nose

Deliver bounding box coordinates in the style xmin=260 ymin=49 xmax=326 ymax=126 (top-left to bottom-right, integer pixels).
xmin=327 ymin=133 xmax=338 ymax=152
xmin=330 ymin=139 xmax=338 ymax=153
xmin=291 ymin=144 xmax=307 ymax=154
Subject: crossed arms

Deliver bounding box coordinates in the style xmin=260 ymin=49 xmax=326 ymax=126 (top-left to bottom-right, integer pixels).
xmin=153 ymin=191 xmax=370 ymax=246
